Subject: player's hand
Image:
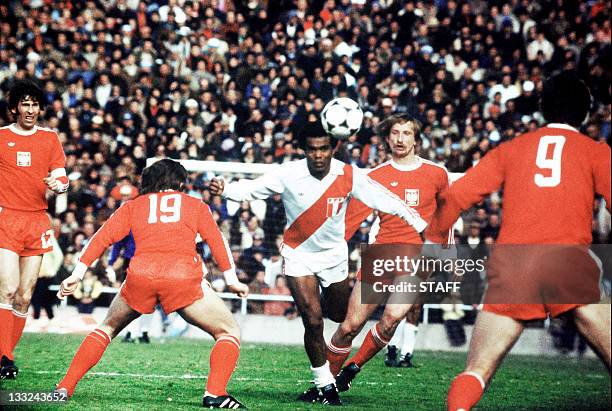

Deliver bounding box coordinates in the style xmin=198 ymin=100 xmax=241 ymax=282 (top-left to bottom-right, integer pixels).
xmin=44 ymin=175 xmax=61 ymax=192
xmin=209 ymin=177 xmax=225 ymax=196
xmin=229 ymin=283 xmax=249 ymax=298
xmin=57 ymin=274 xmax=80 ymax=299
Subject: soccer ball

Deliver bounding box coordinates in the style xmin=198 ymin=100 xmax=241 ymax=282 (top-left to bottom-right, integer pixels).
xmin=320 ymin=97 xmax=364 ymax=140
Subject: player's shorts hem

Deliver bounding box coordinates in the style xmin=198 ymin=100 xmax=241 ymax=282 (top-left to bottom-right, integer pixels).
xmin=482 ymin=304 xmax=585 ymax=321
xmin=283 ymin=257 xmax=348 ymax=288
xmin=161 ymin=290 xmax=203 ymax=315
xmin=20 ymin=248 xmax=52 ymax=257
xmin=119 ymin=288 xmax=156 ymax=315
xmin=0 ymin=245 xmax=21 ymax=255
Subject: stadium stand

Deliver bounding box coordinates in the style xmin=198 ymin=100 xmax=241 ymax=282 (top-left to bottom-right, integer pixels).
xmin=0 ymin=0 xmax=609 ymax=312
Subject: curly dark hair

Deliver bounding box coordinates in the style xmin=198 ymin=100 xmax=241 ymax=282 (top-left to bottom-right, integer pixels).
xmin=7 ymin=79 xmax=46 ymax=113
xmin=540 ymin=71 xmax=591 ymax=128
xmin=139 ymin=158 xmax=188 ymax=195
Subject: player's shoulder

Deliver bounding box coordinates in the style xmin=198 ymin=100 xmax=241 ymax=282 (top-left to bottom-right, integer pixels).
xmin=514 ymin=124 xmax=603 ymax=150
xmin=35 ymin=125 xmax=58 ymax=135
xmin=276 ymin=158 xmax=307 ymax=175
xmin=179 ymin=192 xmax=212 ymax=211
xmin=419 ymin=157 xmax=448 ymax=174
xmin=368 ymin=160 xmax=393 ymax=175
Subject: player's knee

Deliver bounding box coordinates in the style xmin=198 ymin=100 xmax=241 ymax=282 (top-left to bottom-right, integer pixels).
xmin=303 ymin=314 xmax=324 ymax=335
xmin=0 ymin=283 xmax=19 ymax=303
xmin=338 ymin=320 xmax=361 ymax=341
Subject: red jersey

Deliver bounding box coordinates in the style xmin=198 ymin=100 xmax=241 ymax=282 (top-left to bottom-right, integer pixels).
xmin=79 ymin=191 xmax=234 ymax=272
xmin=345 ymin=158 xmax=450 ymax=244
xmin=0 ymin=124 xmax=66 ymax=211
xmin=427 ymin=124 xmax=611 ymax=244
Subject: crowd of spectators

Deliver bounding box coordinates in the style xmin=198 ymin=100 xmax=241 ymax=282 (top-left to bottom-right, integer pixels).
xmin=0 ymin=0 xmax=610 ymax=312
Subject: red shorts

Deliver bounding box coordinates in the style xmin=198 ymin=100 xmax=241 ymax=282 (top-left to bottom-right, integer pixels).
xmin=120 ymin=255 xmax=205 ymax=314
xmin=483 ymin=304 xmax=583 ymax=321
xmin=0 ymin=207 xmax=53 ymax=256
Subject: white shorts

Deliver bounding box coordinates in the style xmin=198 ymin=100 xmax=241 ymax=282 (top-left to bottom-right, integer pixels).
xmin=282 ymin=257 xmax=348 ymax=288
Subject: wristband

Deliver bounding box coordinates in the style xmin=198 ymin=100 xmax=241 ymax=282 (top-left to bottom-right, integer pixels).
xmin=72 ymin=262 xmax=88 ymax=280
xmin=223 ymin=268 xmax=239 ymax=286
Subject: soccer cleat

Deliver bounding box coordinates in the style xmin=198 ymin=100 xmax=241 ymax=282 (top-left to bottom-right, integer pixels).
xmin=122 ymin=332 xmax=135 ymax=343
xmin=335 ymin=363 xmax=360 ymax=392
xmin=298 ymin=383 xmax=342 ymax=406
xmin=319 ymin=383 xmax=342 ymax=406
xmin=202 ymin=394 xmax=245 ymax=409
xmin=138 ymin=332 xmax=150 ymax=344
xmin=396 ymin=353 xmax=414 ymax=368
xmin=384 ymin=345 xmax=399 ymax=367
xmin=0 ymin=355 xmax=18 ymax=380
xmin=298 ymin=385 xmax=320 ymax=403
xmin=52 ymin=387 xmax=70 ymax=399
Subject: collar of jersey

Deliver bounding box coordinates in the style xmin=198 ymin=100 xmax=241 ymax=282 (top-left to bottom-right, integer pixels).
xmin=297 ymin=158 xmax=345 ymax=178
xmin=9 ymin=124 xmax=39 ymax=136
xmin=546 ymin=123 xmax=578 ymax=132
xmin=390 ymin=157 xmax=422 ymax=171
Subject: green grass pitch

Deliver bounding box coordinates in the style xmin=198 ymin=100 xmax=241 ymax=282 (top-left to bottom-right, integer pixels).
xmin=1 ymin=333 xmax=609 ymax=410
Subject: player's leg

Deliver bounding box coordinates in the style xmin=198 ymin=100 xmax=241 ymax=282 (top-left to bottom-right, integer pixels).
xmin=57 ymin=293 xmax=141 ymax=396
xmin=287 ymin=274 xmax=342 ymax=404
xmin=177 ymin=284 xmax=242 ymax=404
xmin=286 ymin=275 xmax=328 ymax=368
xmin=398 ymin=303 xmax=422 ymax=367
xmin=335 ymin=302 xmax=412 ymax=392
xmin=0 ymin=249 xmax=21 ymax=378
xmin=447 ymin=310 xmax=524 ymax=411
xmin=385 ymin=318 xmax=404 ymax=367
xmin=10 ymin=255 xmax=43 ymax=359
xmin=321 ymin=276 xmax=351 ymax=323
xmin=571 ymin=304 xmax=611 ymax=372
xmin=328 ymin=280 xmax=379 ymax=375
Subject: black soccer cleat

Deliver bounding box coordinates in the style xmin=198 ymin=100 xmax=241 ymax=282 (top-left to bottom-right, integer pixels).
xmin=298 ymin=383 xmax=342 ymax=406
xmin=138 ymin=332 xmax=150 ymax=344
xmin=319 ymin=383 xmax=342 ymax=406
xmin=384 ymin=345 xmax=399 ymax=367
xmin=202 ymin=394 xmax=245 ymax=409
xmin=335 ymin=362 xmax=360 ymax=392
xmin=396 ymin=353 xmax=414 ymax=368
xmin=122 ymin=331 xmax=135 ymax=343
xmin=298 ymin=385 xmax=320 ymax=403
xmin=0 ymin=355 xmax=18 ymax=380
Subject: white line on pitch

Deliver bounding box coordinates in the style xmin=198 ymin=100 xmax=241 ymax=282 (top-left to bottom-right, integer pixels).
xmin=29 ymin=370 xmax=396 ymax=386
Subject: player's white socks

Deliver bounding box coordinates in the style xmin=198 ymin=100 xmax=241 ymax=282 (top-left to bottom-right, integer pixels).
xmin=400 ymin=322 xmax=418 ymax=357
xmin=388 ymin=319 xmax=405 ymax=348
xmin=311 ymin=361 xmax=336 ymax=388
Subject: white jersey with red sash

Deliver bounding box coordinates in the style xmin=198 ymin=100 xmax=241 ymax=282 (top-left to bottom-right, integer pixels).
xmin=222 ymin=158 xmax=426 ymax=272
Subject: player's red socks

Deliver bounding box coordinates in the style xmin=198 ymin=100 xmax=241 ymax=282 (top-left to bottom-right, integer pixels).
xmin=346 ymin=323 xmax=389 ymax=368
xmin=11 ymin=310 xmax=27 ymax=355
xmin=206 ymin=335 xmax=240 ymax=396
xmin=0 ymin=303 xmax=14 ymax=359
xmin=58 ymin=328 xmax=111 ymax=396
xmin=447 ymin=372 xmax=485 ymax=411
xmin=327 ymin=341 xmax=352 ymax=376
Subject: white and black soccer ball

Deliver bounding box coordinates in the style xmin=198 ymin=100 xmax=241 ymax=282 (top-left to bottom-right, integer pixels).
xmin=320 ymin=97 xmax=364 ymax=140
